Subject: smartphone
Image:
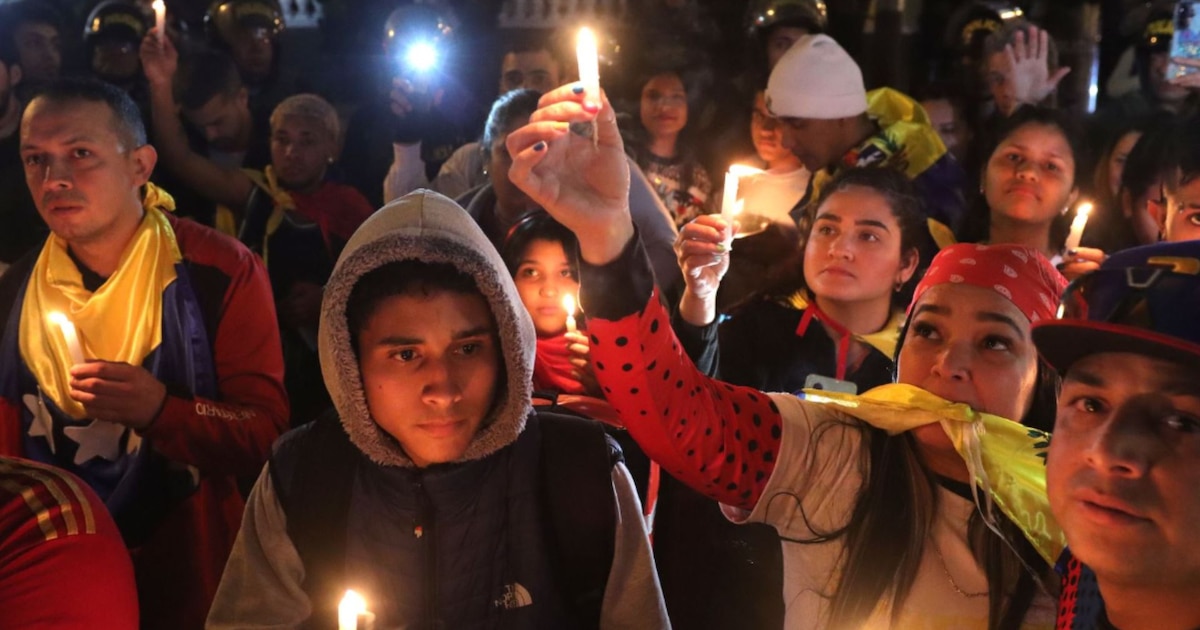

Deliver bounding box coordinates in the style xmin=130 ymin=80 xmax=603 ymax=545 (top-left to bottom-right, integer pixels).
xmin=802 ymin=374 xmax=859 ymax=396
xmin=1167 ymin=1 xmax=1200 ymax=81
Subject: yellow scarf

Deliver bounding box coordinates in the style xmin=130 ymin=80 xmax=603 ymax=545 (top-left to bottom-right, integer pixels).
xmin=244 ymin=166 xmax=298 ymax=265
xmin=802 ymin=383 xmax=1065 ymax=565
xmin=18 ymin=197 xmax=182 ymax=419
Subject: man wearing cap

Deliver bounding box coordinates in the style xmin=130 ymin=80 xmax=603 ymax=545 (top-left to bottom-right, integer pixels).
xmin=1034 ymin=241 xmax=1200 ymax=629
xmin=766 ymin=33 xmax=967 ymax=252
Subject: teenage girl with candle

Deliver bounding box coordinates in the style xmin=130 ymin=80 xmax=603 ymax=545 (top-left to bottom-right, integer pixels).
xmin=501 ymin=212 xmax=597 ymax=396
xmin=506 ymin=84 xmax=1070 ymax=629
xmin=959 ymin=106 xmax=1104 ymax=280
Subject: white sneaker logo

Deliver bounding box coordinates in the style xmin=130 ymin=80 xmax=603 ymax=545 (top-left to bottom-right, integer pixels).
xmin=494 ymin=583 xmax=533 ymax=610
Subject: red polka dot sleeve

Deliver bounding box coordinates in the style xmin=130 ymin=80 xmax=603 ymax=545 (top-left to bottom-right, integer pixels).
xmin=579 ymin=234 xmax=784 ymax=510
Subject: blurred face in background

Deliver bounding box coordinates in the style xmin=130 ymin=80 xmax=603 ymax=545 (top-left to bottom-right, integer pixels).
xmin=765 ymin=25 xmax=809 ymax=69
xmin=270 ymin=114 xmax=335 ymax=193
xmin=13 ymin=21 xmax=61 ymax=84
xmin=640 ymin=73 xmax=688 ymax=144
xmin=513 ymin=238 xmax=578 ymax=336
xmin=921 ymin=97 xmax=967 ymax=162
xmin=751 ymin=91 xmax=801 ymax=171
xmin=499 ymin=49 xmax=561 ymax=95
xmin=1106 ymin=131 xmax=1142 ymax=200
xmin=228 ymin=25 xmax=274 ymax=83
xmin=92 ymin=38 xmax=141 ymax=82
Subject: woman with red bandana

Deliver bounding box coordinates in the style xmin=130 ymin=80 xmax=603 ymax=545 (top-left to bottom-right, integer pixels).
xmin=506 ymin=85 xmax=1071 ymax=628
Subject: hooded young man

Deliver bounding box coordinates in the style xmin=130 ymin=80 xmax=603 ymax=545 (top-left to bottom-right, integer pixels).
xmin=208 ymin=189 xmax=669 ymax=628
xmin=1035 ymin=241 xmax=1200 ymax=629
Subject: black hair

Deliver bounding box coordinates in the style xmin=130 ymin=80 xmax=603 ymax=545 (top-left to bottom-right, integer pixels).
xmin=30 ymin=77 xmax=147 ymax=148
xmin=960 ymin=105 xmax=1086 ymax=245
xmin=1120 ymin=114 xmax=1177 ymax=202
xmin=346 ymin=260 xmax=482 ymax=352
xmin=480 ymin=88 xmax=541 ymax=155
xmin=3 ymin=1 xmax=64 ymax=35
xmin=175 ymin=48 xmax=244 ymax=111
xmin=500 ymin=33 xmax=564 ymax=74
xmin=500 ymin=212 xmax=580 ymax=281
xmin=1162 ymin=114 xmax=1200 ymax=196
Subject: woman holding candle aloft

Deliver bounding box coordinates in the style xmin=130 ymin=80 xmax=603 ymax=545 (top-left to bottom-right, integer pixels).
xmin=502 ymin=212 xmax=599 ymax=397
xmin=960 ymin=106 xmax=1105 ymax=280
xmin=506 ymin=83 xmax=1069 ymax=628
xmin=675 ymin=167 xmax=925 ymax=394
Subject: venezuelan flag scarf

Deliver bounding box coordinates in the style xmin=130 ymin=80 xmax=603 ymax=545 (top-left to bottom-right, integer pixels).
xmin=801 ymin=383 xmax=1065 ymax=566
xmin=18 ymin=201 xmax=181 ymax=419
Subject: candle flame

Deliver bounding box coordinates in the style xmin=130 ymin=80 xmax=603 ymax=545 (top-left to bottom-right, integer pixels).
xmin=562 ymin=294 xmax=576 ymax=315
xmin=1076 ymin=201 xmax=1093 ymax=218
xmin=727 ymin=164 xmax=764 ymax=177
xmin=339 ymin=590 xmax=367 ymax=629
xmin=152 ymin=0 xmax=164 ymax=9
xmin=577 ymin=27 xmax=596 ymax=52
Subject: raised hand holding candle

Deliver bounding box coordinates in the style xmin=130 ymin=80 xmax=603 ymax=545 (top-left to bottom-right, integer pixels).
xmin=48 ymin=312 xmax=85 ymax=366
xmin=338 ymin=590 xmax=375 ymax=630
xmin=576 ymin=27 xmax=600 ymax=148
xmin=152 ymin=0 xmax=166 ymax=41
xmin=563 ymin=294 xmax=578 ymax=334
xmin=1063 ymin=201 xmax=1093 ymax=253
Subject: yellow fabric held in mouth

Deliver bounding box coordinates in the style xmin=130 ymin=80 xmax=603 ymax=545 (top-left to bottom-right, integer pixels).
xmin=802 ymin=382 xmax=1065 ymax=566
xmin=19 ymin=194 xmax=182 ymax=420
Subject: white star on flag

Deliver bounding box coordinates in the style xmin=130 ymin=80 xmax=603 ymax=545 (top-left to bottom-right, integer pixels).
xmin=64 ymin=420 xmax=128 ymax=465
xmin=23 ymin=394 xmax=56 ymax=454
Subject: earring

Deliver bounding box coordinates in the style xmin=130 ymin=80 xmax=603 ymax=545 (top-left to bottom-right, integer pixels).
xmin=894 ymin=280 xmax=904 ymax=293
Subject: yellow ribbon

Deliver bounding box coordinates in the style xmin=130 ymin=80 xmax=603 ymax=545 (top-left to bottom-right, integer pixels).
xmin=18 ymin=204 xmax=181 ymax=419
xmin=244 ymin=166 xmax=298 ymax=265
xmin=802 ymin=383 xmax=1065 ymax=565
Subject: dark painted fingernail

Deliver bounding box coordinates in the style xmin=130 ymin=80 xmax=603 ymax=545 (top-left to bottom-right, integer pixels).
xmin=533 ymin=141 xmax=546 ymax=151
xmin=572 ymin=84 xmax=585 ymax=94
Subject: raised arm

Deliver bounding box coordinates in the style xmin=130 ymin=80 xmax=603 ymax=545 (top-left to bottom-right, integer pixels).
xmin=140 ymin=30 xmax=254 ymax=211
xmin=505 ymin=86 xmax=783 ymax=509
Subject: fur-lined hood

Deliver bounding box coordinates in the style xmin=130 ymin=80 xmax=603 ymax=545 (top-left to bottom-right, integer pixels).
xmin=318 ymin=189 xmax=536 ymax=468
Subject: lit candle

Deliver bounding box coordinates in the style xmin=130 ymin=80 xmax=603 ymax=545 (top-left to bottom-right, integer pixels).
xmin=338 ymin=590 xmax=375 ymax=630
xmin=576 ymin=27 xmax=600 ymax=147
xmin=562 ymin=293 xmax=578 ymax=334
xmin=48 ymin=311 xmax=85 ymax=366
xmin=1063 ymin=201 xmax=1093 ymax=253
xmin=152 ymin=0 xmax=166 ymax=41
xmin=721 ymin=164 xmax=764 ymax=221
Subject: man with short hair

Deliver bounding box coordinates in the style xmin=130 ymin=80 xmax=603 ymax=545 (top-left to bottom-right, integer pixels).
xmin=0 ymin=78 xmax=288 ymax=630
xmin=0 ymin=1 xmax=63 ymax=102
xmin=767 ymin=34 xmax=966 ymax=251
xmin=1035 ymin=241 xmax=1200 ymax=629
xmin=0 ymin=31 xmax=47 ymax=267
xmin=140 ymin=37 xmax=271 ymax=232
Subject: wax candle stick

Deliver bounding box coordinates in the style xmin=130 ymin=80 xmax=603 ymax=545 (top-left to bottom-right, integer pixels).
xmin=720 ymin=164 xmax=764 ymax=222
xmin=1063 ymin=201 xmax=1093 ymax=253
xmin=576 ymin=27 xmax=600 ymax=148
xmin=562 ymin=294 xmax=578 ymax=334
xmin=338 ymin=590 xmax=375 ymax=630
xmin=152 ymin=0 xmax=166 ymax=41
xmin=48 ymin=312 xmax=85 ymax=366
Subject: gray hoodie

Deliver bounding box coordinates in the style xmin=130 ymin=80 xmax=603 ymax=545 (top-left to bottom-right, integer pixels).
xmin=207 ymin=190 xmax=669 ymax=629
xmin=318 ymin=187 xmax=536 ymax=468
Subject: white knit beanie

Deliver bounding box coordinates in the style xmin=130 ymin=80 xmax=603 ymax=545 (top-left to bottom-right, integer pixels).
xmin=766 ymin=34 xmax=868 ymax=120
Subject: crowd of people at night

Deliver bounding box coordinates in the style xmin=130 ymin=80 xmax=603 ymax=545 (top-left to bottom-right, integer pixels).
xmin=0 ymin=0 xmax=1199 ymax=628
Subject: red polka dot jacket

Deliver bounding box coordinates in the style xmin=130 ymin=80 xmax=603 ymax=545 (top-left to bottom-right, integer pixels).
xmin=579 ymin=232 xmax=784 ymax=510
